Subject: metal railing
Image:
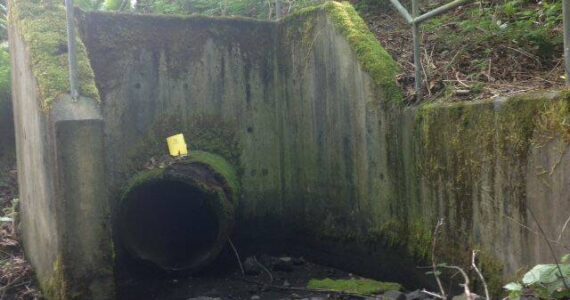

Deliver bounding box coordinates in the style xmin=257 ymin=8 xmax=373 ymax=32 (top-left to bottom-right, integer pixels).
xmin=61 ymin=0 xmax=570 ymax=102
xmin=391 ymin=0 xmax=570 ymax=101
xmin=389 ymin=0 xmax=471 ymax=101
xmin=562 ymin=0 xmax=570 ymax=86
xmin=65 ymin=0 xmax=79 ymax=101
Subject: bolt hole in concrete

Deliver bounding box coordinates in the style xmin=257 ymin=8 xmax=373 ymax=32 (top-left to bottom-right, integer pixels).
xmin=119 ymin=180 xmax=220 ymax=271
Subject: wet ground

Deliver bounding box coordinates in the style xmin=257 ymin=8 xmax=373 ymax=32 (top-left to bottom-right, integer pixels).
xmin=117 ymin=253 xmax=418 ymax=300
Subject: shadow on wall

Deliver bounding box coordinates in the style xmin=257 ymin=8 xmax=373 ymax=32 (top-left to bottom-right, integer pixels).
xmin=0 ymin=93 xmax=15 ymax=174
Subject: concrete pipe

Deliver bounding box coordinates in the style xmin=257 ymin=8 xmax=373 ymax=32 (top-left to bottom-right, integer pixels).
xmin=117 ymin=151 xmax=239 ymax=272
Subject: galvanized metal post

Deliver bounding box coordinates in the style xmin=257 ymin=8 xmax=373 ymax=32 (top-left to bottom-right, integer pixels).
xmin=412 ymin=0 xmax=422 ymax=101
xmin=562 ymin=0 xmax=570 ymax=85
xmin=275 ymin=0 xmax=282 ymax=19
xmin=65 ymin=0 xmax=79 ymax=101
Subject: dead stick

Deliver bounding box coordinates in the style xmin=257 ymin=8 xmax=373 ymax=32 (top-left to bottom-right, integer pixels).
xmin=431 ymin=218 xmax=447 ymax=299
xmin=253 ymin=256 xmax=274 ymax=283
xmin=472 ymin=250 xmax=490 ymax=300
xmin=228 ymin=238 xmax=245 ymax=276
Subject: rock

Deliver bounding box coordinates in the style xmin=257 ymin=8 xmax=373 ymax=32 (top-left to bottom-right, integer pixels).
xmin=282 ymin=280 xmax=290 ymax=287
xmin=383 ymin=290 xmax=406 ymax=300
xmin=251 ymin=295 xmax=261 ymax=300
xmin=243 ymin=257 xmax=261 ymax=275
xmin=406 ymin=290 xmax=428 ymax=300
xmin=292 ymin=257 xmax=305 ymax=265
xmin=203 ymin=288 xmax=222 ymax=297
xmin=274 ymin=256 xmax=294 ymax=272
xmin=452 ymin=293 xmax=482 ymax=300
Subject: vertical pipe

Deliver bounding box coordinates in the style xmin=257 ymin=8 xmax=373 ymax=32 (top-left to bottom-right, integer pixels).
xmin=64 ymin=0 xmax=79 ymax=101
xmin=412 ymin=0 xmax=422 ymax=101
xmin=562 ymin=0 xmax=570 ymax=85
xmin=275 ymin=0 xmax=282 ymax=19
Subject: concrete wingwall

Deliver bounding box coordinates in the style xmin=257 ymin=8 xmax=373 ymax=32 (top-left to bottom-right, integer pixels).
xmin=8 ymin=0 xmax=570 ymax=298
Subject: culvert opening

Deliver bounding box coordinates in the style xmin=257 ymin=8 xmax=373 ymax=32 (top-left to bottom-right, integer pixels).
xmin=119 ymin=179 xmax=221 ymax=271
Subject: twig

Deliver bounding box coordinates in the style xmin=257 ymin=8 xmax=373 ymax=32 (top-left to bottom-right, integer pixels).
xmin=253 ymin=256 xmax=273 ymax=283
xmin=227 ymin=238 xmax=245 ymax=276
xmin=431 ymin=218 xmax=447 ymax=299
xmin=421 ymin=289 xmax=445 ymax=299
xmin=440 ymin=265 xmax=472 ymax=299
xmin=471 ymin=250 xmax=490 ymax=300
xmin=422 ymin=48 xmax=432 ymax=97
xmin=528 ymin=207 xmax=569 ymax=290
xmin=455 ymin=72 xmax=471 ymax=88
xmin=557 ymin=214 xmax=570 ymax=243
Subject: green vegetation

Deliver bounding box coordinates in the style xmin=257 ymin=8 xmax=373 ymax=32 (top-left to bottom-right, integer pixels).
xmin=9 ymin=0 xmax=99 ymax=109
xmin=0 ymin=44 xmax=9 ymax=104
xmin=505 ymin=254 xmax=570 ymax=299
xmin=322 ymin=1 xmax=402 ymax=104
xmin=425 ymin=0 xmax=562 ymax=61
xmin=133 ymin=0 xmax=327 ymax=19
xmin=307 ymin=278 xmax=401 ymax=295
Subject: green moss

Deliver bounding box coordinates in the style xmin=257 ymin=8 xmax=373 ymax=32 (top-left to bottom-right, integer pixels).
xmin=282 ymin=2 xmax=402 ymax=105
xmin=122 ymin=151 xmax=239 ymax=203
xmin=367 ymin=218 xmax=433 ymax=260
xmin=188 ymin=151 xmax=240 ymax=202
xmin=8 ymin=0 xmax=100 ymax=110
xmin=40 ymin=257 xmax=66 ymax=300
xmin=323 ymin=2 xmax=402 ymax=105
xmin=413 ymin=90 xmax=570 ymax=296
xmin=121 ymin=167 xmax=166 ymax=198
xmin=307 ymin=278 xmax=401 ymax=295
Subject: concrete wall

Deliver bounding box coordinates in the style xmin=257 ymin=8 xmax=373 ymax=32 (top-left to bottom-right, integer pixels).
xmin=9 ymin=12 xmax=114 ymax=300
xmin=0 ymin=67 xmax=14 ymax=175
xmin=10 ymin=0 xmax=570 ymax=298
xmin=77 ymin=4 xmax=570 ymax=289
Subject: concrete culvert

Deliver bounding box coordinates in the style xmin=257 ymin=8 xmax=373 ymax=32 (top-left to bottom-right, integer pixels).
xmin=117 ymin=151 xmax=239 ymax=272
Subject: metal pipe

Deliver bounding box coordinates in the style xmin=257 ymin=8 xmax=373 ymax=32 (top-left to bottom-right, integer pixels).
xmin=413 ymin=0 xmax=470 ymax=24
xmin=412 ymin=0 xmax=422 ymax=102
xmin=389 ymin=0 xmax=413 ymax=24
xmin=562 ymin=0 xmax=570 ymax=85
xmin=64 ymin=0 xmax=79 ymax=101
xmin=118 ymin=152 xmax=238 ymax=272
xmin=275 ymin=0 xmax=281 ymax=19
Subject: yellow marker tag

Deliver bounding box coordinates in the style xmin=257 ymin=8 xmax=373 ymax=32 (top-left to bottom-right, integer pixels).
xmin=166 ymin=134 xmax=188 ymax=157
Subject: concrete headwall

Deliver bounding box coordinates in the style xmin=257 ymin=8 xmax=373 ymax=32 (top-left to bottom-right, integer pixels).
xmin=9 ymin=0 xmax=570 ymax=298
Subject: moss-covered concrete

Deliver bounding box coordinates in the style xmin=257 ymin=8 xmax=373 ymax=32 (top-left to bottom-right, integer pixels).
xmin=11 ymin=0 xmax=570 ymax=298
xmin=8 ymin=0 xmax=99 ymax=110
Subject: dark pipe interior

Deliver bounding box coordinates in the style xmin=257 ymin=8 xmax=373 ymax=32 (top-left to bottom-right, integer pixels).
xmin=120 ymin=180 xmax=220 ymax=270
